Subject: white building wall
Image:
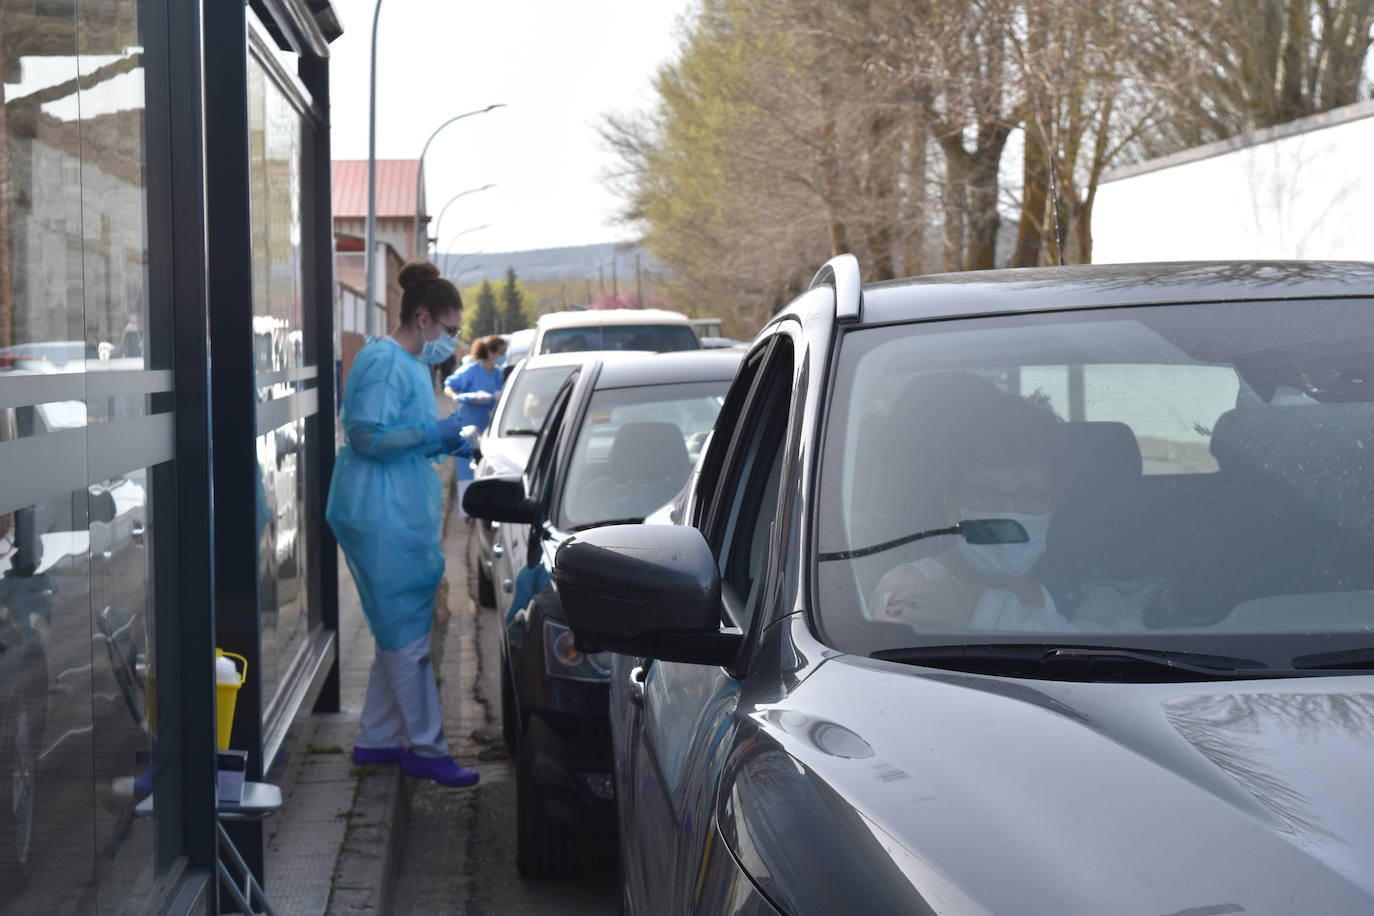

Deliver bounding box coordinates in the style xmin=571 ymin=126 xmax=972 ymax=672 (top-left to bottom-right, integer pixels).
xmin=1093 ymin=101 xmax=1374 ymax=264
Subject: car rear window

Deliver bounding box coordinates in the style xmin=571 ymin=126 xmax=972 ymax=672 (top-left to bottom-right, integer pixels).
xmin=540 ymin=325 xmax=699 ymax=354
xmin=557 ymin=381 xmax=726 ymax=531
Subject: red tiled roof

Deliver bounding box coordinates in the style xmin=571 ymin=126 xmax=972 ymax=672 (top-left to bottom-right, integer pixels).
xmin=332 ymin=159 xmax=426 ymax=219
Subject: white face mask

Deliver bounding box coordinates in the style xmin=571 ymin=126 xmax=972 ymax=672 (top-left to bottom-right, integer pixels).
xmin=957 ymin=510 xmax=1051 ymax=582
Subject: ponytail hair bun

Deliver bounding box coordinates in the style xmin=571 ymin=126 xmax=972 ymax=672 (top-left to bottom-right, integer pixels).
xmin=398 ymin=261 xmax=441 ymax=292
xmin=397 ymin=261 xmax=462 ymax=325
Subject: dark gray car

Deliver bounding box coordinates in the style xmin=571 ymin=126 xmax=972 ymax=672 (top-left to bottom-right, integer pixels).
xmin=463 ymin=350 xmax=740 ymax=876
xmin=555 ymin=258 xmax=1374 ymax=915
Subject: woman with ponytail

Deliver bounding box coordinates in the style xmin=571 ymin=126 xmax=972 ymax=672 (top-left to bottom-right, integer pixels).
xmin=443 ymin=334 xmax=507 ymax=521
xmin=326 ymin=261 xmax=480 ymax=788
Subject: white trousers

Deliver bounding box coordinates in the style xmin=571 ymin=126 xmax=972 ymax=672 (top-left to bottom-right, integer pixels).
xmin=456 ymin=479 xmax=472 ymax=517
xmin=357 ymin=631 xmax=449 ymax=758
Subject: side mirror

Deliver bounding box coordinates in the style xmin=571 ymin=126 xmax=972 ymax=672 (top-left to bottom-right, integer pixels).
xmin=553 ymin=524 xmax=740 ymax=666
xmin=462 ymin=474 xmax=536 ymax=523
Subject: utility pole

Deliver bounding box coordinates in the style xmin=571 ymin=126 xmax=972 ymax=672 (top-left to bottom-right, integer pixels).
xmin=584 ymin=278 xmax=592 ymax=304
xmin=635 ymin=254 xmax=642 ymax=307
xmin=611 ymin=257 xmax=618 ymax=299
xmin=598 ymin=264 xmax=604 ymax=294
xmin=364 ymin=0 xmax=384 ymax=335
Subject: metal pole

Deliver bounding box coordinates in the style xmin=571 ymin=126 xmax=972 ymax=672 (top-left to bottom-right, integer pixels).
xmin=411 ymin=105 xmax=506 ymax=259
xmin=365 ymin=0 xmax=383 ymax=335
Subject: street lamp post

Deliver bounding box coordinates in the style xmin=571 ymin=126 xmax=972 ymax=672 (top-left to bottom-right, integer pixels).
xmin=364 ymin=0 xmax=384 ymax=335
xmin=430 ymin=184 xmax=496 ymax=256
xmin=412 ymin=105 xmax=506 ymax=258
xmin=445 ymin=249 xmax=487 ymax=277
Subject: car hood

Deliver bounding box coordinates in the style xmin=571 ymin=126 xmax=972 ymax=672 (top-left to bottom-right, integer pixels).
xmin=722 ymin=653 xmax=1374 ymax=915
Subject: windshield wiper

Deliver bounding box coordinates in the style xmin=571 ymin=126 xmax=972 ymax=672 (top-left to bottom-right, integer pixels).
xmin=1290 ymin=646 xmax=1374 ymax=670
xmin=872 ymin=644 xmax=1275 ymax=682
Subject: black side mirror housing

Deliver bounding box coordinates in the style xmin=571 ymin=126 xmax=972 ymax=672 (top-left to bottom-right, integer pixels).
xmin=462 ymin=474 xmax=536 ymax=523
xmin=553 ymin=524 xmax=740 ymax=666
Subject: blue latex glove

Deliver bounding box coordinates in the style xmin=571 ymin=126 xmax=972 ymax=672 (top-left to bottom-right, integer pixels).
xmin=434 ymin=413 xmax=468 ymax=453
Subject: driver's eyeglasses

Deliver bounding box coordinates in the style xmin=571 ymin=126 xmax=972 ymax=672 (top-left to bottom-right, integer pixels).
xmin=959 ymin=481 xmax=1054 ymax=515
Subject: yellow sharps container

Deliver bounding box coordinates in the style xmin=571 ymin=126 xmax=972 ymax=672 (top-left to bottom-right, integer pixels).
xmin=214 ymin=649 xmax=248 ymax=751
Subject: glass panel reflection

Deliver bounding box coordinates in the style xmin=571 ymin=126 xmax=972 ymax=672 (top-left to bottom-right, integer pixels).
xmin=89 ymin=470 xmax=156 ymax=908
xmin=249 ymin=53 xmax=314 ymax=710
xmin=1 ymin=0 xmax=159 ymax=906
xmin=1 ymin=0 xmax=97 ymax=906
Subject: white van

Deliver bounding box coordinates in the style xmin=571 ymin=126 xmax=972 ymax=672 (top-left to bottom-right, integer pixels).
xmin=530 ymin=308 xmax=700 ymax=355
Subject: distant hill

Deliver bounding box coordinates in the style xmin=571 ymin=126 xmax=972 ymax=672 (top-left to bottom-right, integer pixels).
xmin=436 ymin=242 xmax=658 ymax=286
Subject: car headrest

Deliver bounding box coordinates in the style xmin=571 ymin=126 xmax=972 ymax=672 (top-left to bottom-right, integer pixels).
xmin=1062 ymin=421 xmax=1142 ymax=481
xmin=1208 ymin=404 xmax=1374 ymax=530
xmin=609 ymin=421 xmax=689 ymax=483
xmin=1210 ymin=404 xmax=1374 ymax=473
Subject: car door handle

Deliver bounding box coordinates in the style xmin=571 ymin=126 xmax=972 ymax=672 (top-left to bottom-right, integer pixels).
xmin=628 ymin=664 xmax=648 ymax=707
xmin=502 ymin=578 xmax=514 ymax=594
xmin=492 ymin=543 xmax=504 ymax=558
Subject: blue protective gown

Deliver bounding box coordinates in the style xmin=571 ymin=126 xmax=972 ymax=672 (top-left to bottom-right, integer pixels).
xmin=327 ymin=337 xmax=470 ymax=650
xmin=444 ymin=361 xmax=504 ymax=481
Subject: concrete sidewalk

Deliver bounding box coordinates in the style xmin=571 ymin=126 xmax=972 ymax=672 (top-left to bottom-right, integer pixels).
xmin=264 ymin=464 xmax=458 ymax=915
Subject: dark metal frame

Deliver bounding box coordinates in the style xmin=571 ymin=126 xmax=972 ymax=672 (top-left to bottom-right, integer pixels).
xmin=143 ymin=0 xmax=218 ymax=906
xmin=298 ymin=52 xmax=341 ymax=716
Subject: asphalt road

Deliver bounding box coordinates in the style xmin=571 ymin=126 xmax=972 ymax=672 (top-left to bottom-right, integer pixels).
xmin=390 ymin=516 xmax=618 ymax=915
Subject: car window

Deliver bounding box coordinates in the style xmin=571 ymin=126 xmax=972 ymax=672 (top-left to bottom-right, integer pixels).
xmin=527 ymin=380 xmax=575 ymax=507
xmin=556 ymin=381 xmax=728 ymax=531
xmin=708 ymin=338 xmax=794 ymax=628
xmin=1019 ymin=363 xmax=1239 ymax=474
xmin=498 ymin=365 xmax=577 ymax=436
xmin=541 ymin=325 xmax=698 ymax=354
xmin=813 ymin=298 xmax=1374 ymax=663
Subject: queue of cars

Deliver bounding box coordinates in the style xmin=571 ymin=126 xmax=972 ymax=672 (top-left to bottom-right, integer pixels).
xmin=470 ymin=261 xmax=1374 ymax=913
xmin=467 ymin=349 xmax=739 ymax=874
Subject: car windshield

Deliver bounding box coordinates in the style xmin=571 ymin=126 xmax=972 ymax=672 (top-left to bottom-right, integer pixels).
xmin=498 ymin=365 xmax=576 ymax=435
xmin=815 ymin=298 xmax=1374 ymax=664
xmin=558 ymin=381 xmax=727 ymax=530
xmin=541 ymin=325 xmax=699 ymax=354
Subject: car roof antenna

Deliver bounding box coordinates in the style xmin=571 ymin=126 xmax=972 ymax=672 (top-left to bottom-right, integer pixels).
xmin=1046 ymin=120 xmax=1066 ymax=267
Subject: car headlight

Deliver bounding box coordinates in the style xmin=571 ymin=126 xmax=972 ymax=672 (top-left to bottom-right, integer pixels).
xmin=543 ymin=620 xmax=613 ymax=682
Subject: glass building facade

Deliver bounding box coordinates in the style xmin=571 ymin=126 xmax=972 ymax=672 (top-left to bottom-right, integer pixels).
xmin=0 ymin=0 xmax=340 ymax=911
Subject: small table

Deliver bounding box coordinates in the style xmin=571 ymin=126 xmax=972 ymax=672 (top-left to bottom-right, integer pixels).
xmin=137 ymin=781 xmax=282 ymax=916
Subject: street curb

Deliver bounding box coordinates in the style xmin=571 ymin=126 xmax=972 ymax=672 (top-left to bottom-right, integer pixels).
xmin=325 ymin=765 xmax=413 ymax=915
xmin=325 ymin=456 xmax=457 ymax=916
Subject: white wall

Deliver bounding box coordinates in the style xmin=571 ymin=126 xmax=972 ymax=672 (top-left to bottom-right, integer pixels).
xmin=1093 ymin=103 xmax=1374 ymax=264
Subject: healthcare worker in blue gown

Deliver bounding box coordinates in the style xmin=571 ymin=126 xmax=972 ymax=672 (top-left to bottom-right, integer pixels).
xmin=444 ymin=334 xmax=507 ymax=523
xmin=326 ymin=261 xmax=480 ymax=788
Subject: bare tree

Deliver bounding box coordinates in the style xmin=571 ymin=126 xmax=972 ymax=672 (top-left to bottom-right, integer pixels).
xmin=1138 ymin=0 xmax=1374 ymax=152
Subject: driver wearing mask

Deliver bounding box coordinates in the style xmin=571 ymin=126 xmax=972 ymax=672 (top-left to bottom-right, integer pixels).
xmin=871 ymin=389 xmax=1070 ymax=631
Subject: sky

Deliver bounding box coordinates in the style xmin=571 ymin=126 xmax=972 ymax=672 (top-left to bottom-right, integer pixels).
xmin=328 ymin=0 xmax=695 ymax=256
